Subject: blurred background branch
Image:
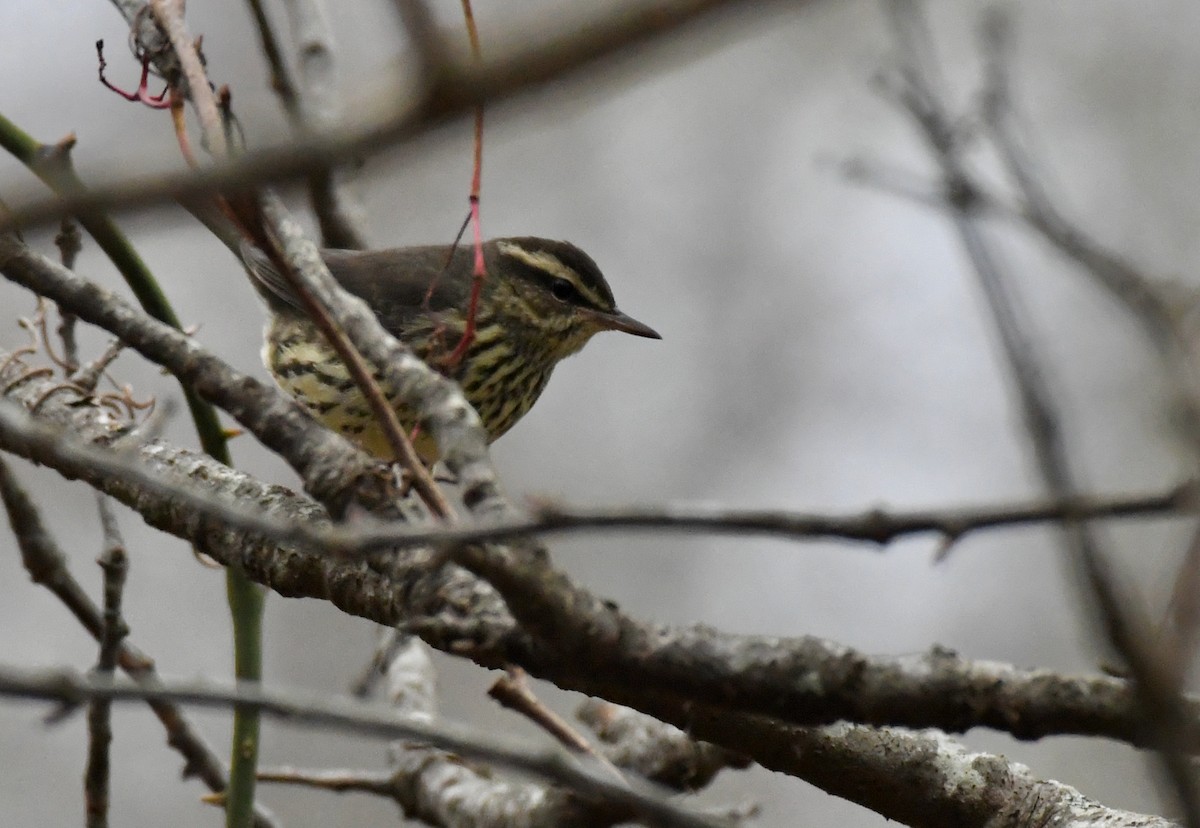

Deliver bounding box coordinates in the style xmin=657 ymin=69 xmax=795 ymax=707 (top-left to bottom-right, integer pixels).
xmin=2 ymin=0 xmax=1199 ymax=826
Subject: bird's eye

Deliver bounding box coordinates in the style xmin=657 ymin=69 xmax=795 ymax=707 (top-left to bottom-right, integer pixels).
xmin=550 ymin=278 xmax=577 ymax=303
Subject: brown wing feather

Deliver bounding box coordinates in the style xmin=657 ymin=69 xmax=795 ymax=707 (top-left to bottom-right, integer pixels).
xmin=241 ymin=242 xmax=475 ymax=335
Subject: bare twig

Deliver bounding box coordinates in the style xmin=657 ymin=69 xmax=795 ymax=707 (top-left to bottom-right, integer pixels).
xmin=0 ymin=379 xmax=1191 ymax=561
xmin=150 ymin=0 xmax=227 ymax=158
xmin=977 ymin=11 xmax=1178 ymax=351
xmin=0 ymin=665 xmax=730 ymax=828
xmin=281 ymin=0 xmax=370 ymax=248
xmin=0 ymin=456 xmax=277 ymax=827
xmin=976 ymin=9 xmax=1200 ymax=466
xmin=881 ymin=2 xmax=1200 ymax=821
xmin=256 ymin=766 xmax=394 ymax=796
xmin=69 ymin=339 xmax=127 ymax=394
xmin=53 ymin=218 xmax=82 ymax=373
xmin=9 ymin=346 xmax=1200 ymax=760
xmin=84 ymin=495 xmax=129 ymax=828
xmin=4 ymin=0 xmax=797 ymax=234
xmin=244 ymin=0 xmax=302 ymax=123
xmin=490 ymin=667 xmax=625 ymax=781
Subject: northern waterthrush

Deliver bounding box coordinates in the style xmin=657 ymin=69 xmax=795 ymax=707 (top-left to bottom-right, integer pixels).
xmin=243 ymin=237 xmax=660 ymax=459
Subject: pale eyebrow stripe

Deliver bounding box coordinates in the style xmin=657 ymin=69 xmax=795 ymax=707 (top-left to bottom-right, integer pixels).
xmin=497 ymin=242 xmax=609 ymax=309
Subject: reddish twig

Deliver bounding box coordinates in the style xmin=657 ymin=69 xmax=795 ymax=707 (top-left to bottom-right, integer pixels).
xmin=489 ymin=667 xmax=627 ymax=783
xmin=169 ymin=91 xmax=199 ymax=168
xmin=96 ymin=40 xmax=170 ymax=109
xmin=150 ymin=0 xmax=228 ymax=159
xmin=443 ymin=0 xmax=487 ymax=368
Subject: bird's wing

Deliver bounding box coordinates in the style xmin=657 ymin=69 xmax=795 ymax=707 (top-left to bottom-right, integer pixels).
xmin=240 ymin=242 xmax=474 ymax=333
xmin=239 ymin=239 xmax=305 ymax=312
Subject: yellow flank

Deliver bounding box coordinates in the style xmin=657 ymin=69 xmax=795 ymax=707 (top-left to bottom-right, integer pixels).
xmin=264 ymin=315 xmax=558 ymax=461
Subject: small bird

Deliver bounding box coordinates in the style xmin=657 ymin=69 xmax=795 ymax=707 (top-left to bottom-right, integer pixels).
xmin=243 ymin=237 xmax=660 ymax=460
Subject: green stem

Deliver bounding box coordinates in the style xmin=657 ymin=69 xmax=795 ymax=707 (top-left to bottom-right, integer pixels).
xmin=225 ymin=569 xmax=263 ymax=828
xmin=0 ymin=111 xmax=265 ymax=827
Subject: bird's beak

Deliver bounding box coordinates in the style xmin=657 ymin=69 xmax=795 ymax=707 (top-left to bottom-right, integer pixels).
xmin=589 ymin=309 xmax=662 ymax=339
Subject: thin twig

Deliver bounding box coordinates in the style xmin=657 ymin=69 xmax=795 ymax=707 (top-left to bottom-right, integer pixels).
xmin=882 ymin=2 xmax=1200 ymax=822
xmin=243 ymin=0 xmax=303 ymax=123
xmin=8 ymin=352 xmax=1200 ymax=756
xmin=976 ymin=11 xmax=1177 ymax=352
xmin=976 ymin=9 xmax=1200 ymax=466
xmin=150 ymin=0 xmax=228 ymax=158
xmin=0 ymin=389 xmax=1192 ymax=557
xmin=256 ymin=767 xmax=394 ymax=796
xmin=280 ymin=0 xmax=370 ymax=248
xmin=4 ymin=0 xmax=796 ymax=234
xmin=0 ymin=386 xmax=1194 ymax=559
xmin=53 ymin=218 xmax=82 ymax=373
xmin=0 ymin=665 xmax=729 ymax=828
xmin=84 ymin=495 xmax=129 ymax=828
xmin=0 ymin=456 xmax=277 ymax=828
xmin=489 ymin=666 xmax=626 ymax=783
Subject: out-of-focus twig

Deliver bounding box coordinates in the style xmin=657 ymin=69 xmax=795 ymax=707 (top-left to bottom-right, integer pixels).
xmin=244 ymin=0 xmax=302 ymax=122
xmin=281 ymin=0 xmax=370 ymax=248
xmin=881 ymin=2 xmax=1200 ymax=823
xmin=5 ymin=0 xmax=796 ymax=234
xmin=977 ymin=11 xmax=1178 ymax=352
xmin=151 ymin=0 xmax=227 ymax=158
xmin=0 ymin=664 xmax=728 ymax=828
xmin=245 ymin=0 xmax=369 ymax=248
xmin=976 ymin=10 xmax=1200 ymax=466
xmin=0 ymin=376 xmax=1190 ymax=559
xmin=0 ymin=455 xmax=277 ymax=828
xmin=113 ymin=8 xmax=267 ymax=823
xmin=53 ymin=218 xmax=82 ymax=373
xmin=84 ymin=495 xmax=129 ymax=828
